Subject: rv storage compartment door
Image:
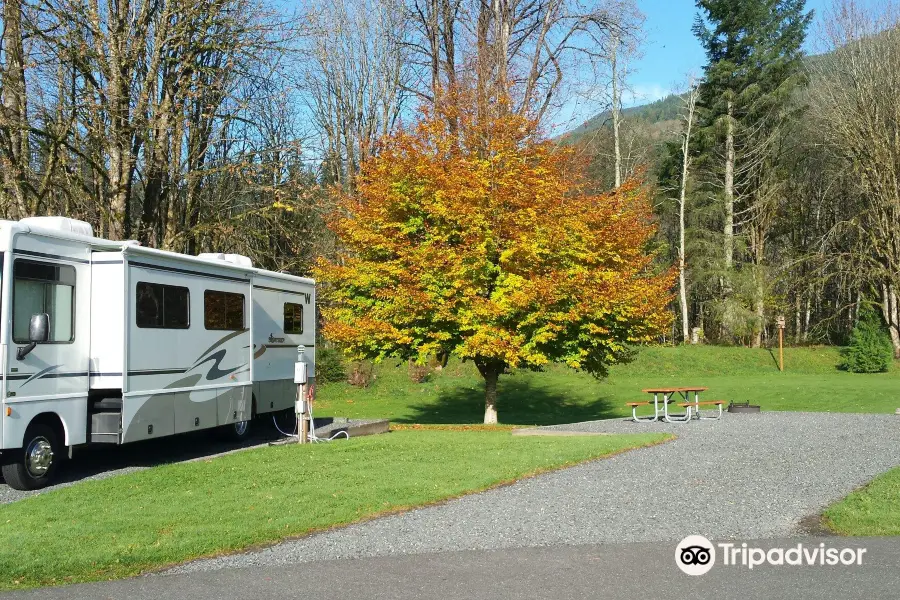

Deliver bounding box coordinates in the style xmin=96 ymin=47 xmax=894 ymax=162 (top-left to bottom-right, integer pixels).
xmin=174 ymin=388 xmax=218 ymax=434
xmin=122 ymin=394 xmax=175 ymax=442
xmin=217 ymin=386 xmax=251 ymax=425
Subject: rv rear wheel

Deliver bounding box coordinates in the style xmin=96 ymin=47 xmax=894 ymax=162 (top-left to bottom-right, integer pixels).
xmin=2 ymin=424 xmax=61 ymax=491
xmin=217 ymin=419 xmax=252 ymax=442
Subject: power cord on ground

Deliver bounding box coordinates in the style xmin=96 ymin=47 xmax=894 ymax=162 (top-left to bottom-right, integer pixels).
xmin=271 ymin=401 xmax=350 ymax=442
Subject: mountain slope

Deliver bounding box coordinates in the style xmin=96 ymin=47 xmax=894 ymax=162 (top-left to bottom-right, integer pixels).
xmin=561 ymin=94 xmax=685 ymax=144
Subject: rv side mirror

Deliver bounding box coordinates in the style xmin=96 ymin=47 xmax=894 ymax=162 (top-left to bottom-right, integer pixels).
xmin=29 ymin=313 xmax=50 ymax=343
xmin=17 ymin=313 xmax=49 ymax=360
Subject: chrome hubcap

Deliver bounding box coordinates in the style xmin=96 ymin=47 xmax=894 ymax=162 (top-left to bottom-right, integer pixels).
xmin=234 ymin=420 xmax=249 ymax=436
xmin=25 ymin=437 xmax=54 ymax=478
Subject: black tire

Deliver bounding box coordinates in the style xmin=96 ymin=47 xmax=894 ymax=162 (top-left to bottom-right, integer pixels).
xmin=216 ymin=418 xmax=253 ymax=442
xmin=1 ymin=424 xmax=61 ymax=491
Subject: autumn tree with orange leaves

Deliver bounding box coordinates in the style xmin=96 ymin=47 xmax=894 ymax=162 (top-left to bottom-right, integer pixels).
xmin=315 ymin=100 xmax=674 ymax=424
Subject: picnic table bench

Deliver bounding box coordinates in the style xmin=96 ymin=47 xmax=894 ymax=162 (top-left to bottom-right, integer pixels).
xmin=676 ymin=400 xmax=725 ymax=420
xmin=626 ymin=387 xmax=723 ymax=423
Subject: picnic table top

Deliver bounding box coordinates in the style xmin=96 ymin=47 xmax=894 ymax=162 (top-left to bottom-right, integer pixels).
xmin=641 ymin=387 xmax=709 ymax=394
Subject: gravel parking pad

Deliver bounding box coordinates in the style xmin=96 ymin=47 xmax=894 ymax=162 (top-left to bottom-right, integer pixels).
xmin=166 ymin=411 xmax=900 ymax=574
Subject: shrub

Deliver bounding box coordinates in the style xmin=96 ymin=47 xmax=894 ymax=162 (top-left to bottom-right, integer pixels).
xmin=840 ymin=305 xmax=894 ymax=373
xmin=315 ymin=346 xmax=346 ymax=384
xmin=347 ymin=361 xmax=375 ymax=387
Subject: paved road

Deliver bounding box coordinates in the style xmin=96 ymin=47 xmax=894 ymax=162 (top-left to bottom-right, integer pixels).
xmin=6 ymin=538 xmax=898 ymax=599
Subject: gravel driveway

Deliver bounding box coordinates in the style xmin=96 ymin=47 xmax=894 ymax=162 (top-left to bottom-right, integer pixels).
xmin=166 ymin=411 xmax=900 ymax=574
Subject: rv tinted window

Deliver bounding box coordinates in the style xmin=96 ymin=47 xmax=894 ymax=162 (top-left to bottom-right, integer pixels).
xmin=284 ymin=303 xmax=303 ymax=334
xmin=13 ymin=259 xmax=76 ymax=343
xmin=136 ymin=282 xmax=190 ymax=329
xmin=204 ymin=290 xmax=244 ymax=330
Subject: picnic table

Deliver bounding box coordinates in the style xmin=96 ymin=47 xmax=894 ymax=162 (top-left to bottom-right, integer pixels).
xmin=626 ymin=387 xmax=724 ymax=423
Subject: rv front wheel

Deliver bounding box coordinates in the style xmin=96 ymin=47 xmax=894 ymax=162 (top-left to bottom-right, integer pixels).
xmin=2 ymin=424 xmax=61 ymax=491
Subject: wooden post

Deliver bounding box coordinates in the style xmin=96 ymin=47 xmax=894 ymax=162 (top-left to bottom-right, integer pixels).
xmin=300 ymin=385 xmax=309 ymax=444
xmin=296 ymin=345 xmax=309 ymax=443
xmin=779 ymin=328 xmax=784 ymax=372
xmin=297 ymin=383 xmax=308 ymax=444
xmin=776 ymin=315 xmax=786 ymax=372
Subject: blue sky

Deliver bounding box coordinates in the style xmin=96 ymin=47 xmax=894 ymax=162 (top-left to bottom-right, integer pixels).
xmin=630 ymin=0 xmax=831 ymax=103
xmin=556 ymin=0 xmax=869 ymax=133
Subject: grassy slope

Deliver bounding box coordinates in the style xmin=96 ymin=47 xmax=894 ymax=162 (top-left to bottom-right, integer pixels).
xmin=316 ymin=346 xmax=900 ymax=425
xmin=823 ymin=467 xmax=900 ymax=536
xmin=0 ymin=430 xmax=668 ymax=590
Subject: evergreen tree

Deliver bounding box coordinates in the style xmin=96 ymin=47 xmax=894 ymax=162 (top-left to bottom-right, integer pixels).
xmin=692 ymin=0 xmax=812 ymax=345
xmin=841 ymin=304 xmax=895 ymax=374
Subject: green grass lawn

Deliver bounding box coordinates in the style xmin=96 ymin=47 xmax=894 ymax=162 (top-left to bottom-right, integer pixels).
xmin=0 ymin=430 xmax=668 ymax=590
xmin=823 ymin=466 xmax=900 ymax=536
xmin=316 ymin=346 xmax=900 ymax=425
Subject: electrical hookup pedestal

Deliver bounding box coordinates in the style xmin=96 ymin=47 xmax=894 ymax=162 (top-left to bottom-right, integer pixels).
xmin=295 ymin=345 xmax=310 ymax=444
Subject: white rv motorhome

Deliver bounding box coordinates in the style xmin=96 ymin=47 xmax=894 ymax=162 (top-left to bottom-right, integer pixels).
xmin=0 ymin=217 xmax=315 ymax=490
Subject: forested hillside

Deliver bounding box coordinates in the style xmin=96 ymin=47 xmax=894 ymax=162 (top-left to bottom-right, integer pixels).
xmin=563 ymin=94 xmax=685 ymax=144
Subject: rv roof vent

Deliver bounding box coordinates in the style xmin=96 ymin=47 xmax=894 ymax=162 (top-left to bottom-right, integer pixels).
xmin=21 ymin=216 xmax=94 ymax=237
xmin=197 ymin=252 xmax=253 ymax=268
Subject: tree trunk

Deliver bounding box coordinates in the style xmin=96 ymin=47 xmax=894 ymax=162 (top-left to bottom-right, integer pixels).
xmin=678 ymin=212 xmax=689 ymax=343
xmin=107 ymin=67 xmax=135 ymax=240
xmin=476 ymin=0 xmax=490 ymax=123
xmin=803 ymin=296 xmax=811 ymax=343
xmin=428 ymin=0 xmax=441 ymax=96
xmin=611 ymin=33 xmax=621 ymax=189
xmin=677 ymin=85 xmax=696 ymax=343
xmin=440 ymin=0 xmax=458 ymax=131
xmin=881 ymin=284 xmax=900 ymax=359
xmin=108 ymin=145 xmax=133 ymax=239
xmin=1 ymin=0 xmax=31 ymax=218
xmin=440 ymin=0 xmax=456 ymax=90
xmin=751 ymin=284 xmax=764 ymax=348
xmin=475 ymin=359 xmax=502 ymax=424
xmin=750 ymin=232 xmax=765 ymax=348
xmin=494 ymin=0 xmax=510 ymax=97
xmin=723 ymin=100 xmax=734 ymax=272
xmin=483 ymin=373 xmax=498 ymax=424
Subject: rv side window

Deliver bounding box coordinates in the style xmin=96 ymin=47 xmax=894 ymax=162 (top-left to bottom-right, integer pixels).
xmin=13 ymin=259 xmax=76 ymax=343
xmin=204 ymin=290 xmax=244 ymax=330
xmin=136 ymin=282 xmax=190 ymax=329
xmin=284 ymin=303 xmax=303 ymax=334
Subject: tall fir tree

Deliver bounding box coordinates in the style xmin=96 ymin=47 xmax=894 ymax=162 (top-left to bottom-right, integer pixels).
xmin=692 ymin=0 xmax=812 ymax=345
